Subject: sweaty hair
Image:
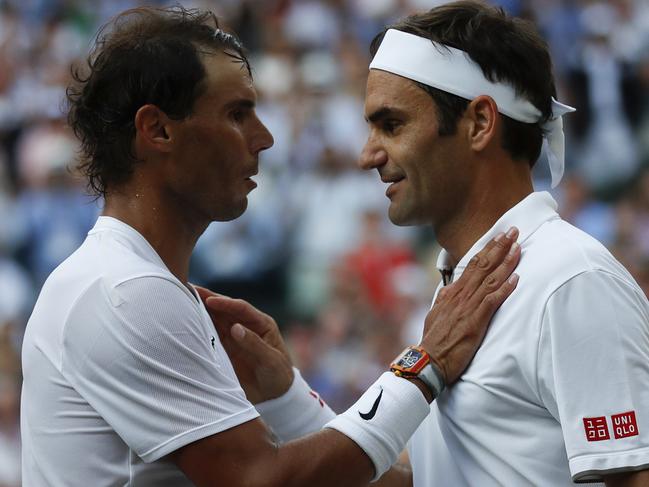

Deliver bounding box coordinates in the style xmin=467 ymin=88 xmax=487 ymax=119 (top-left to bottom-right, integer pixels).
xmin=369 ymin=0 xmax=556 ymax=165
xmin=67 ymin=6 xmax=250 ymax=198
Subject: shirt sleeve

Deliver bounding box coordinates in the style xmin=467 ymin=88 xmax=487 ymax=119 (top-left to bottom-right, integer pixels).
xmin=537 ymin=270 xmax=649 ymax=483
xmin=60 ymin=275 xmax=258 ymax=462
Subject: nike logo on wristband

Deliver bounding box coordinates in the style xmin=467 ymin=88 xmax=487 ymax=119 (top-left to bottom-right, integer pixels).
xmin=359 ymin=388 xmax=383 ymax=420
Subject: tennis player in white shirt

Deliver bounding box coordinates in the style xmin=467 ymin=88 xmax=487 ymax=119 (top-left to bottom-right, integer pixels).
xmin=209 ymin=2 xmax=649 ymax=486
xmin=21 ymin=4 xmax=522 ymax=486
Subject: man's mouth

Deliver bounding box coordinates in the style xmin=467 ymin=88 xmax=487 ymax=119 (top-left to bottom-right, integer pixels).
xmin=382 ymin=176 xmax=405 ymax=198
xmin=244 ymin=172 xmax=258 ymax=190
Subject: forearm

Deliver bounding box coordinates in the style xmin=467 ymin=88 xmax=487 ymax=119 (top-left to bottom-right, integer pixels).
xmin=175 ymin=373 xmax=425 ymax=487
xmin=266 ymin=373 xmax=424 ymax=487
xmin=271 ymin=429 xmax=376 ymax=487
xmin=604 ymin=469 xmax=649 ymax=487
xmin=254 ymin=373 xmax=413 ymax=487
xmin=252 ymin=429 xmax=410 ymax=487
xmin=373 ymin=455 xmax=412 ymax=487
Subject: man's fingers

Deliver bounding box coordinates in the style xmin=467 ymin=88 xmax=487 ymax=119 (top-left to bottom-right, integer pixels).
xmin=483 ymin=239 xmax=521 ymax=291
xmin=205 ymin=296 xmax=262 ymax=321
xmin=467 ymin=236 xmax=522 ymax=307
xmin=457 ymin=227 xmax=519 ymax=297
xmin=229 ymin=323 xmax=275 ymax=361
xmin=212 ymin=314 xmax=236 ymax=343
xmin=193 ymin=286 xmax=224 ymax=302
xmin=205 ymin=296 xmax=272 ymax=336
xmin=477 ymin=272 xmax=520 ymax=322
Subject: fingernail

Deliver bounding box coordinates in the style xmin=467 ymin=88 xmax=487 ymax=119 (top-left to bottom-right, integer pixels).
xmin=494 ymin=232 xmax=505 ymax=242
xmin=506 ymin=227 xmax=517 ymax=239
xmin=231 ymin=323 xmax=245 ymax=341
xmin=508 ymin=273 xmax=519 ymax=284
xmin=509 ymin=242 xmax=519 ymax=255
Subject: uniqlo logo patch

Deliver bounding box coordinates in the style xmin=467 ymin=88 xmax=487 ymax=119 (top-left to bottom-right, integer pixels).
xmin=583 ymin=416 xmax=610 ymax=441
xmin=611 ymin=411 xmax=639 ymax=439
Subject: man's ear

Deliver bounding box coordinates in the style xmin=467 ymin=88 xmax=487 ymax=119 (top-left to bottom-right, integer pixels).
xmin=134 ymin=104 xmax=173 ymax=154
xmin=465 ymin=95 xmax=499 ymax=153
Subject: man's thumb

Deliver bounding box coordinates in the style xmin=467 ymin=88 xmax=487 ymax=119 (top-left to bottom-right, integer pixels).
xmin=231 ymin=323 xmax=247 ymax=341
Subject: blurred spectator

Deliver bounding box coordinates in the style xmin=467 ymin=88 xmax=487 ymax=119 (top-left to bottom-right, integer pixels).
xmin=614 ymin=169 xmax=649 ymax=263
xmin=14 ymin=119 xmax=98 ymax=286
xmin=287 ymin=147 xmax=383 ymax=315
xmin=558 ymin=175 xmax=616 ymax=246
xmin=0 ymin=0 xmax=648 ymax=463
xmin=340 ymin=209 xmax=415 ymax=314
xmin=0 ymin=327 xmax=20 ymax=487
xmin=567 ymin=1 xmax=644 ymax=193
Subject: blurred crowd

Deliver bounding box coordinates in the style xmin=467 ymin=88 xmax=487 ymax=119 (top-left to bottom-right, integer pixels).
xmin=1 ymin=0 xmax=649 ymax=484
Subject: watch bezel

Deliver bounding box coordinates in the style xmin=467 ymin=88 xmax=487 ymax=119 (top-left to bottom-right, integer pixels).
xmin=390 ymin=346 xmax=430 ymax=376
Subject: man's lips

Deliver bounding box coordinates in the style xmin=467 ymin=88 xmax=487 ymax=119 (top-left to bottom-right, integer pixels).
xmin=244 ymin=171 xmax=258 ymax=189
xmin=382 ymin=176 xmax=405 ymax=198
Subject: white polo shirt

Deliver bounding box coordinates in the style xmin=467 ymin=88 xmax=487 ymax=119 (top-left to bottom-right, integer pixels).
xmin=408 ymin=192 xmax=649 ymax=486
xmin=21 ymin=217 xmax=258 ymax=486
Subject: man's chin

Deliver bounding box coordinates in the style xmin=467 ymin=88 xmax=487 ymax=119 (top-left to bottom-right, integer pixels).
xmin=213 ymin=198 xmax=248 ymax=222
xmin=387 ymin=206 xmax=419 ymax=227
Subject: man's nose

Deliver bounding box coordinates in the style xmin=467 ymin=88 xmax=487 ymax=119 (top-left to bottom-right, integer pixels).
xmin=252 ymin=118 xmax=274 ymax=155
xmin=358 ymin=139 xmax=388 ymax=171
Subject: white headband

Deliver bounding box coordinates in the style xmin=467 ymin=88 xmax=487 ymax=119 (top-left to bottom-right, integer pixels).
xmin=369 ymin=29 xmax=575 ymax=187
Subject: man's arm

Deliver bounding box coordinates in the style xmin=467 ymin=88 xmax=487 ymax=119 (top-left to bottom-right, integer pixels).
xmin=177 ymin=230 xmax=521 ymax=486
xmin=371 ymin=451 xmax=412 ymax=487
xmin=197 ymin=228 xmax=521 ymax=404
xmin=170 ymin=418 xmax=378 ymax=487
xmin=604 ymin=470 xmax=649 ymax=487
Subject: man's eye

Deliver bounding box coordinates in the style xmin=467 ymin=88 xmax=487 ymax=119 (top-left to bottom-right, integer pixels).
xmin=231 ymin=110 xmax=244 ymax=122
xmin=382 ymin=119 xmax=401 ymax=133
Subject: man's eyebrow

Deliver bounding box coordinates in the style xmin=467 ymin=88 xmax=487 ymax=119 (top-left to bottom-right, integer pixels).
xmin=224 ymin=98 xmax=256 ymax=111
xmin=365 ymin=107 xmax=402 ymax=124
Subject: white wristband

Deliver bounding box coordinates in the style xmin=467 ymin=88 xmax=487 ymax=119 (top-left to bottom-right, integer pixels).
xmin=255 ymin=368 xmax=336 ymax=443
xmin=325 ymin=372 xmax=430 ymax=481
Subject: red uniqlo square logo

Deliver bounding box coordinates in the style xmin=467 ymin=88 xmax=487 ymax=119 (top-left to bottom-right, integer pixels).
xmin=611 ymin=411 xmax=639 ymax=439
xmin=583 ymin=416 xmax=610 ymax=441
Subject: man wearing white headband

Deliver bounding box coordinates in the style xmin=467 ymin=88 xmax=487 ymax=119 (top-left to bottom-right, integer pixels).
xmin=216 ymin=1 xmax=649 ymax=487
xmin=22 ymin=4 xmax=522 ymax=487
xmin=356 ymin=2 xmax=648 ymax=486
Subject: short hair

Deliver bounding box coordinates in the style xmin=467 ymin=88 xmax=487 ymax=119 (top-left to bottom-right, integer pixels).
xmin=67 ymin=6 xmax=250 ymax=198
xmin=369 ymin=0 xmax=557 ymax=166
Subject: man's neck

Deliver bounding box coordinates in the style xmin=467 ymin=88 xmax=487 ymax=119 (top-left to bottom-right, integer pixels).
xmin=102 ymin=189 xmax=207 ymax=284
xmin=436 ymin=174 xmax=533 ymax=265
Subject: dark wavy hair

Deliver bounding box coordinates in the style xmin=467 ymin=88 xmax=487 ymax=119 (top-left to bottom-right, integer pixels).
xmin=67 ymin=6 xmax=250 ymax=198
xmin=370 ymin=0 xmax=556 ymax=165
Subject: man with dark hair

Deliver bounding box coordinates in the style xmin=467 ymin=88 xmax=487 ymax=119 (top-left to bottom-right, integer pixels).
xmin=217 ymin=1 xmax=649 ymax=486
xmin=20 ymin=5 xmax=520 ymax=487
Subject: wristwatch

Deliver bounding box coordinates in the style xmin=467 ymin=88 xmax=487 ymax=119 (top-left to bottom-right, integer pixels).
xmin=390 ymin=346 xmax=445 ymax=398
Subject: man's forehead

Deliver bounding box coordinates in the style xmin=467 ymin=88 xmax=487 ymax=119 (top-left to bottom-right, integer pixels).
xmin=204 ymin=52 xmax=252 ymax=83
xmin=364 ymin=69 xmax=427 ymax=115
xmin=202 ymin=53 xmax=256 ymax=99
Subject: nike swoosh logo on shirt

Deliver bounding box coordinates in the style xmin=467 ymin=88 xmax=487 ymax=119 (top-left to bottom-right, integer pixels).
xmin=359 ymin=388 xmax=383 ymax=420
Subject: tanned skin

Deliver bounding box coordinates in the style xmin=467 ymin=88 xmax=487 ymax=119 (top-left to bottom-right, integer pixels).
xmin=104 ymin=49 xmax=522 ymax=486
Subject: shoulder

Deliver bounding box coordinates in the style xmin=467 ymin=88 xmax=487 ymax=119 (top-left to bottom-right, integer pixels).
xmin=57 ymin=234 xmax=200 ymax=354
xmin=521 ymin=218 xmax=636 ymax=295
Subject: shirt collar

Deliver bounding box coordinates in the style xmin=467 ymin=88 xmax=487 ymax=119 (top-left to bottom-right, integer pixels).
xmin=89 ymin=216 xmax=169 ymax=272
xmin=436 ymin=191 xmax=560 ymax=276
